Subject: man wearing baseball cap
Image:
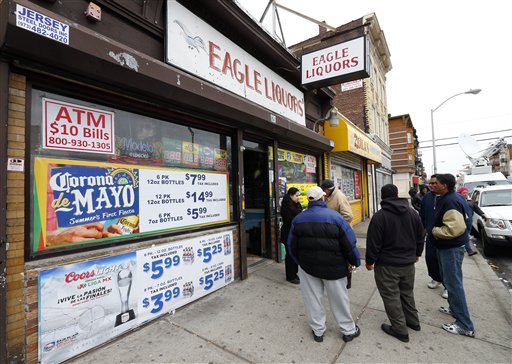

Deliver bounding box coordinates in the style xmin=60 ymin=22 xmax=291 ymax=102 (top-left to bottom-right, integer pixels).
xmin=320 ymin=180 xmax=353 ymax=224
xmin=287 ymin=186 xmax=361 ymax=343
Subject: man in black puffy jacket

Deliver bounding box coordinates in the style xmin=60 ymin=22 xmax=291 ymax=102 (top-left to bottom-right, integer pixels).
xmin=366 ymin=184 xmax=425 ymax=343
xmin=288 ymin=186 xmax=360 ymax=344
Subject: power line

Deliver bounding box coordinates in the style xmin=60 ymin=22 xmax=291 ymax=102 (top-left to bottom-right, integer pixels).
xmin=418 ymin=129 xmax=512 ymax=144
xmin=419 ymin=135 xmax=512 ymax=149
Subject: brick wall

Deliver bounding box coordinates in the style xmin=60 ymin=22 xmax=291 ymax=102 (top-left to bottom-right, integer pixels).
xmin=6 ymin=73 xmax=26 ymax=362
xmin=332 ymin=84 xmax=366 ymax=131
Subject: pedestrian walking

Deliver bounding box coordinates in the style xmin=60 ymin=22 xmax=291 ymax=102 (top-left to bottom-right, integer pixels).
xmin=366 ymin=184 xmax=425 ymax=343
xmin=412 ymin=185 xmax=429 ymax=212
xmin=280 ymin=187 xmax=303 ymax=284
xmin=430 ymin=174 xmax=475 ymax=338
xmin=288 ymin=186 xmax=360 ymax=343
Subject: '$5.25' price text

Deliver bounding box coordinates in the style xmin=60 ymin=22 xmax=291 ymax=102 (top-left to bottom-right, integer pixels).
xmin=199 ymin=270 xmax=224 ymax=291
xmin=197 ymin=243 xmax=222 ymax=263
xmin=143 ymin=256 xmax=180 ymax=279
xmin=142 ymin=287 xmax=180 ymax=314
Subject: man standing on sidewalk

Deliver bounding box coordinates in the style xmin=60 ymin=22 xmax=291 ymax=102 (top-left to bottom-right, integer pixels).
xmin=365 ymin=184 xmax=425 ymax=343
xmin=430 ymin=174 xmax=475 ymax=338
xmin=320 ymin=180 xmax=353 ymax=224
xmin=288 ymin=186 xmax=360 ymax=343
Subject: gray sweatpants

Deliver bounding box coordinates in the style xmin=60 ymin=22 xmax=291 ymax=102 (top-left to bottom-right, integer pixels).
xmin=298 ymin=267 xmax=357 ymax=336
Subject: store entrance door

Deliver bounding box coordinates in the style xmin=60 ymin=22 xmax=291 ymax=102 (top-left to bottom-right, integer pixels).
xmin=242 ymin=141 xmax=271 ymax=265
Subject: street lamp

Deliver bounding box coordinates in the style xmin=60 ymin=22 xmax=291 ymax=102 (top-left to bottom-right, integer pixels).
xmin=313 ymin=107 xmax=339 ymax=132
xmin=431 ymin=88 xmax=481 ymax=174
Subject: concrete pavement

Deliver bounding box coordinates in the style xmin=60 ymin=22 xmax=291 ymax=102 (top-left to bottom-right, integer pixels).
xmin=70 ymin=220 xmax=512 ymax=363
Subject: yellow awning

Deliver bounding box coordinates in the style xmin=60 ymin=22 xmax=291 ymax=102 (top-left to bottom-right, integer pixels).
xmin=324 ymin=115 xmax=382 ymax=163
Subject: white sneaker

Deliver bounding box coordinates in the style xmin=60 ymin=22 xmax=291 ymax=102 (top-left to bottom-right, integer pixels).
xmin=428 ymin=280 xmax=441 ymax=289
xmin=442 ymin=289 xmax=448 ymax=299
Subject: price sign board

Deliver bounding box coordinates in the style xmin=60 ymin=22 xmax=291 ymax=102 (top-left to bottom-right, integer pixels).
xmin=38 ymin=230 xmax=234 ymax=363
xmin=33 ymin=158 xmax=229 ymax=253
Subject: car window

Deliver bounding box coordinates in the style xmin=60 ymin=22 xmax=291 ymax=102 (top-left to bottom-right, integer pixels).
xmin=480 ymin=190 xmax=512 ymax=207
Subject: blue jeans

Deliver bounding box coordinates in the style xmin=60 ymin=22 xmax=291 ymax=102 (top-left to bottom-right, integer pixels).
xmin=463 ymin=239 xmax=473 ymax=253
xmin=437 ymin=246 xmax=474 ymax=331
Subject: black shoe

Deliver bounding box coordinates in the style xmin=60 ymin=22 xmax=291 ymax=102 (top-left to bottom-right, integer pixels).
xmin=406 ymin=323 xmax=421 ymax=331
xmin=342 ymin=325 xmax=361 ymax=342
xmin=287 ymin=278 xmax=300 ymax=285
xmin=468 ymin=250 xmax=478 ymax=256
xmin=381 ymin=324 xmax=409 ymax=342
xmin=312 ymin=330 xmax=323 ymax=342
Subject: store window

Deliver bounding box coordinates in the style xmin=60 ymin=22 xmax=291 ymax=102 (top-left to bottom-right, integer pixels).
xmin=330 ymin=164 xmax=361 ymax=201
xmin=276 ymin=148 xmax=318 ymax=207
xmin=29 ymin=89 xmax=233 ymax=256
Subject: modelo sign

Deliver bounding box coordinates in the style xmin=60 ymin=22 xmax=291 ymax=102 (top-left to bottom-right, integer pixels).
xmin=301 ymin=36 xmax=369 ymax=89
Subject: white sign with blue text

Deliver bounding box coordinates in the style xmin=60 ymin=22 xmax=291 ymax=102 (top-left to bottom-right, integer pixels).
xmin=16 ymin=4 xmax=69 ymax=45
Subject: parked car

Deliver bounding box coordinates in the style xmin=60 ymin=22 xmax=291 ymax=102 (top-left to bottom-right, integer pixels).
xmin=470 ymin=185 xmax=512 ymax=256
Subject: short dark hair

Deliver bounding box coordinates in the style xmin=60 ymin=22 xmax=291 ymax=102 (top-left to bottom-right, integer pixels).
xmin=436 ymin=173 xmax=456 ymax=191
xmin=320 ymin=179 xmax=334 ymax=190
xmin=287 ymin=187 xmax=300 ymax=196
xmin=381 ymin=184 xmax=399 ymax=200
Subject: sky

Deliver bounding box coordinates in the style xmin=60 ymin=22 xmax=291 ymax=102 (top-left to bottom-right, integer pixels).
xmin=235 ymin=0 xmax=512 ymax=177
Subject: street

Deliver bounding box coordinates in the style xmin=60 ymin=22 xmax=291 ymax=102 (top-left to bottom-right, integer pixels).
xmin=470 ymin=236 xmax=512 ymax=290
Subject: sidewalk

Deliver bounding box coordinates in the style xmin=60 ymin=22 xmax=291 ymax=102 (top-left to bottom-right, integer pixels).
xmin=71 ymin=221 xmax=512 ymax=363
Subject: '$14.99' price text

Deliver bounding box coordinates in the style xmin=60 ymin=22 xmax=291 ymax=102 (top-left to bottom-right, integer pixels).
xmin=143 ymin=256 xmax=180 ymax=279
xmin=199 ymin=270 xmax=224 ymax=291
xmin=197 ymin=243 xmax=222 ymax=263
xmin=142 ymin=287 xmax=180 ymax=314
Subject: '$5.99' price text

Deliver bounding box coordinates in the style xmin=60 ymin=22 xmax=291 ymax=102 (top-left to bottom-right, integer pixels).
xmin=143 ymin=256 xmax=180 ymax=279
xmin=197 ymin=243 xmax=222 ymax=263
xmin=142 ymin=287 xmax=180 ymax=314
xmin=186 ymin=207 xmax=207 ymax=220
xmin=199 ymin=270 xmax=224 ymax=291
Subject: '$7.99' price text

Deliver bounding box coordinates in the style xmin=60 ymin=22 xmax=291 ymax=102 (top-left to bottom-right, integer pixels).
xmin=143 ymin=256 xmax=180 ymax=279
xmin=142 ymin=287 xmax=180 ymax=314
xmin=199 ymin=270 xmax=224 ymax=291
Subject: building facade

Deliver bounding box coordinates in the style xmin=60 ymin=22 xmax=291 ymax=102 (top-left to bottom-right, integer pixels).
xmin=290 ymin=12 xmax=392 ymax=216
xmin=0 ymin=1 xmax=338 ymax=362
xmin=388 ymin=114 xmax=422 ymax=197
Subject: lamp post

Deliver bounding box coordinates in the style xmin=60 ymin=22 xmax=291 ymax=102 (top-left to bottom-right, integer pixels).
xmin=431 ymin=89 xmax=481 ymax=174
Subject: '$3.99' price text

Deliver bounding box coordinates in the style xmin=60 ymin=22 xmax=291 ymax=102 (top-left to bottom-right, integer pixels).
xmin=142 ymin=287 xmax=180 ymax=314
xmin=199 ymin=270 xmax=224 ymax=291
xmin=143 ymin=256 xmax=180 ymax=279
xmin=197 ymin=243 xmax=222 ymax=263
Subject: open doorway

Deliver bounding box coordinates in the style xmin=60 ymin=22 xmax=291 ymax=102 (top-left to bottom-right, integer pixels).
xmin=243 ymin=142 xmax=271 ymax=266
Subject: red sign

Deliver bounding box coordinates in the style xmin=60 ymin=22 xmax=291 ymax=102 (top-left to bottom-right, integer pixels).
xmin=354 ymin=171 xmax=361 ymax=199
xmin=43 ymin=98 xmax=115 ymax=154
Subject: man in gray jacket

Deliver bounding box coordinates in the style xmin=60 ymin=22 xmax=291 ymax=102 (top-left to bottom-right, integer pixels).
xmin=366 ymin=184 xmax=425 ymax=343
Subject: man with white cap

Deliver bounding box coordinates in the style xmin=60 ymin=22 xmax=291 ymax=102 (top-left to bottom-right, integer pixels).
xmin=288 ymin=186 xmax=361 ymax=343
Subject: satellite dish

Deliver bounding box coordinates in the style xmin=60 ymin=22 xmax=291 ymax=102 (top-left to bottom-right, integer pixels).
xmin=458 ymin=133 xmax=481 ymax=159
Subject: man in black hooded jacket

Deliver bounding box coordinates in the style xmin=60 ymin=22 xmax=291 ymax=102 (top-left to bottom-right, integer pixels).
xmin=366 ymin=184 xmax=425 ymax=343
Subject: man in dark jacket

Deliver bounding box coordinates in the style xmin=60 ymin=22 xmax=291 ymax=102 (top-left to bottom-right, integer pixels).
xmin=430 ymin=174 xmax=475 ymax=338
xmin=288 ymin=186 xmax=360 ymax=343
xmin=366 ymin=184 xmax=425 ymax=343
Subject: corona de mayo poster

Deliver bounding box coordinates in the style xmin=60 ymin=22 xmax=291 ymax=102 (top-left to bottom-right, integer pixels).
xmin=33 ymin=158 xmax=230 ymax=253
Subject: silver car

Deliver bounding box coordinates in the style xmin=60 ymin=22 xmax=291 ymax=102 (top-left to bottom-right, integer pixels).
xmin=471 ymin=185 xmax=512 ymax=256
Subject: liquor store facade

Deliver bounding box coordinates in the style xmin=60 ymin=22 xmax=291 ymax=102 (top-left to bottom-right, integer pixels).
xmin=0 ymin=1 xmax=335 ymax=362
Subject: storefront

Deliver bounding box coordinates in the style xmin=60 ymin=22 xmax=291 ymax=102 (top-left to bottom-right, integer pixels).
xmin=324 ymin=115 xmax=382 ymax=223
xmin=0 ymin=1 xmax=334 ymax=362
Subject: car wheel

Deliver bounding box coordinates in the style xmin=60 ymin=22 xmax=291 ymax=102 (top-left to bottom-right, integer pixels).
xmin=481 ymin=230 xmax=495 ymax=256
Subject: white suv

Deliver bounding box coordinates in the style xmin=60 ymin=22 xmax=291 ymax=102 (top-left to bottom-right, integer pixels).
xmin=471 ymin=185 xmax=512 ymax=256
